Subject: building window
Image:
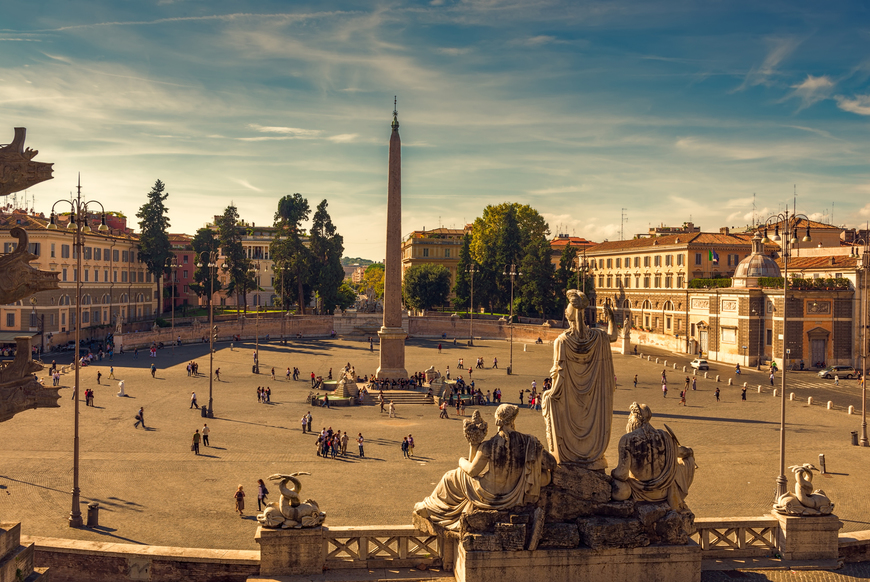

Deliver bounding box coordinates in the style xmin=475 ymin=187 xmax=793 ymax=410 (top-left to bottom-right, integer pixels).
xmin=6 ymin=313 xmax=14 ymax=327
xmin=665 ymin=255 xmax=673 ymax=267
xmin=62 ymin=268 xmax=67 ymax=282
xmin=616 ymin=258 xmax=621 ymax=268
xmin=138 ymin=271 xmax=144 ymax=282
xmin=598 ymin=276 xmax=605 ymax=288
xmin=606 ymin=275 xmax=612 ymax=287
xmin=122 ymin=251 xmax=129 ymax=262
xmin=643 ymin=256 xmax=650 ymax=267
xmin=665 ymin=275 xmax=672 ymax=288
xmin=445 ymin=249 xmax=451 ymax=258
xmin=606 ymin=259 xmax=612 ymax=268
xmin=62 ymin=245 xmax=70 ymax=258
xmin=61 ymin=313 xmax=66 ymax=326
xmin=654 ymin=255 xmax=662 ymax=267
xmin=184 ymin=285 xmax=189 ymax=293
xmin=721 ymin=327 xmax=737 ymax=344
xmin=624 ymin=276 xmax=630 ymax=288
xmin=146 ymin=273 xmax=152 ymax=283
xmin=654 ymin=275 xmax=661 ymax=288
xmin=183 ymin=270 xmax=188 ymax=278
xmin=666 ymin=316 xmax=672 ymax=331
xmin=113 ymin=250 xmax=119 ymax=262
xmin=695 ymin=253 xmax=702 ymax=265
xmin=82 ymin=311 xmax=89 ymax=323
xmin=691 ymin=323 xmax=696 ymax=336
xmin=635 ymin=276 xmax=640 ymax=288
xmin=183 ymin=255 xmax=189 ymax=264
xmin=766 ymin=329 xmax=773 ymax=345
xmin=677 ymin=254 xmax=684 ymax=266
xmin=113 ymin=271 xmax=118 ymax=282
xmin=644 ymin=276 xmax=650 ymax=288
xmin=676 ymin=275 xmax=684 ymax=288
xmin=94 ymin=248 xmax=101 ymax=261
xmin=51 ymin=243 xmax=56 ymax=258
xmin=84 ymin=270 xmax=89 ymax=282
xmin=83 ymin=247 xmax=91 ymax=260
xmin=422 ymin=248 xmax=429 ymax=258
xmin=633 ymin=257 xmax=640 ymax=268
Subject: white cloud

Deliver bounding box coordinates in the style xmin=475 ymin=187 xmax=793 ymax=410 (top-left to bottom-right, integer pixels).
xmin=327 ymin=133 xmax=359 ymax=143
xmin=232 ymin=179 xmax=262 ymax=192
xmin=738 ymin=37 xmax=800 ymax=90
xmin=786 ymin=74 xmax=834 ymax=109
xmin=527 ymin=185 xmax=584 ymax=195
xmin=248 ymin=124 xmax=323 ymax=137
xmin=524 ymin=35 xmax=557 ymax=46
xmin=436 ymin=47 xmax=471 ymax=56
xmin=835 ymin=94 xmax=870 ymax=116
xmin=859 ymin=203 xmax=870 ymax=218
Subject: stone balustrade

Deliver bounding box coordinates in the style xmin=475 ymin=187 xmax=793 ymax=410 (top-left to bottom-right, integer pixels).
xmin=323 ymin=525 xmax=441 ymax=570
xmin=691 ymin=517 xmax=779 ymax=559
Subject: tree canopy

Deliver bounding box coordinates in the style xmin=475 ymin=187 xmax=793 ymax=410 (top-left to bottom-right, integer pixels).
xmin=190 ymin=227 xmax=223 ymax=307
xmin=136 ymin=179 xmax=172 ymax=280
xmin=309 ymin=199 xmax=345 ymax=314
xmin=403 ymin=263 xmax=452 ymax=311
xmin=215 ymin=204 xmax=252 ymax=311
xmin=271 ymin=193 xmax=311 ymax=314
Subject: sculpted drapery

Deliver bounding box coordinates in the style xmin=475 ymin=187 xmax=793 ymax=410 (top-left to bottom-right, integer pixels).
xmin=542 ymin=290 xmax=617 ymax=468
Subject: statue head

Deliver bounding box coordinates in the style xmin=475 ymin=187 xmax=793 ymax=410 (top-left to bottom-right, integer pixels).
xmin=626 ymin=401 xmax=652 ymax=433
xmin=566 ymin=289 xmax=590 ymax=311
xmin=494 ymin=403 xmax=519 ymax=429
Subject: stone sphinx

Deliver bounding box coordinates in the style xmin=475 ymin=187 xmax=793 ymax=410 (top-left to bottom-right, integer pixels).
xmin=611 ymin=402 xmax=696 ymax=511
xmin=0 ymin=227 xmax=59 ymax=305
xmin=414 ymin=404 xmax=556 ymax=534
xmin=257 ymin=472 xmax=326 ymax=529
xmin=774 ymin=464 xmax=834 ymax=516
xmin=541 ymin=289 xmax=618 ymax=469
xmin=0 ymin=128 xmax=53 ymax=197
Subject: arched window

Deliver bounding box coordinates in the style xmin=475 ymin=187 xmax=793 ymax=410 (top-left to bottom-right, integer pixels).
xmin=622 ymin=299 xmax=632 ymax=309
xmin=641 ymin=299 xmax=651 ymax=310
xmin=663 ymin=300 xmax=674 ymax=311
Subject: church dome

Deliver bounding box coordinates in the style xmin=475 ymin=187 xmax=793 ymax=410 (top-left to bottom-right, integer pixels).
xmin=732 ymin=233 xmax=780 ymax=288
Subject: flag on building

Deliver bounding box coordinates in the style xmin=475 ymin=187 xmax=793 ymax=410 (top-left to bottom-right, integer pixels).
xmin=708 ymin=249 xmax=719 ymax=264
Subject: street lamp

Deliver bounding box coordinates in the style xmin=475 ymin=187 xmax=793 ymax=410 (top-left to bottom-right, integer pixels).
xmin=46 ymin=175 xmax=108 ymax=528
xmin=759 ymin=208 xmax=812 ymax=499
xmin=854 ymin=236 xmax=869 ymax=447
xmin=466 ymin=263 xmax=479 ymax=347
xmin=165 ymin=256 xmax=178 ymax=351
xmin=196 ymin=251 xmax=227 ymax=418
xmin=503 ymin=263 xmax=521 ymax=374
xmin=250 ymin=262 xmax=260 ymax=373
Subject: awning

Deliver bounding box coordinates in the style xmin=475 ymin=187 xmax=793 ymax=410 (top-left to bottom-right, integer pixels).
xmin=0 ymin=331 xmax=38 ymax=344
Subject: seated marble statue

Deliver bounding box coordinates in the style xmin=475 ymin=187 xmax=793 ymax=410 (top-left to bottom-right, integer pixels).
xmin=774 ymin=464 xmax=834 ymax=516
xmin=611 ymin=402 xmax=696 ymax=511
xmin=414 ymin=404 xmax=556 ymax=531
xmin=541 ymin=290 xmax=618 ymax=468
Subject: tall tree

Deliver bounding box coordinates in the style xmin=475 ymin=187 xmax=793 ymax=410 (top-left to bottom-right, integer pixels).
xmin=518 ymin=237 xmax=555 ymax=318
xmin=136 ymin=179 xmax=172 ymax=313
xmin=309 ymin=200 xmax=345 ymax=315
xmin=554 ymin=243 xmax=578 ymax=315
xmin=358 ymin=263 xmax=385 ymax=299
xmin=403 ymin=263 xmax=452 ymax=312
xmin=336 ymin=281 xmax=358 ymax=312
xmin=494 ymin=206 xmax=524 ymax=311
xmin=190 ymin=227 xmax=223 ymax=309
xmin=271 ymin=193 xmax=310 ymax=314
xmin=451 ymin=232 xmax=473 ymax=310
xmin=215 ymin=204 xmax=251 ymax=312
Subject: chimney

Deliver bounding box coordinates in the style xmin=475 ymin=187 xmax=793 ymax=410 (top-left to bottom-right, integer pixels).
xmin=720 ymin=227 xmax=730 ymax=235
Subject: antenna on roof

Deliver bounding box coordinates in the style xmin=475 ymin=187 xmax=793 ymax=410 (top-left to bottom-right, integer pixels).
xmin=752 ymin=193 xmax=756 ymax=228
xmin=620 ymin=208 xmax=628 ymax=241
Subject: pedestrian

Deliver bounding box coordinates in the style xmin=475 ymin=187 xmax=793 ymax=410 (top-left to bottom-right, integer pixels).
xmin=438 ymin=343 xmax=442 ymax=354
xmin=715 ymin=386 xmax=720 ymax=402
xmin=271 ymin=367 xmax=275 ymax=380
xmin=460 ymin=399 xmax=466 ymax=416
xmin=322 ymin=394 xmax=330 ymax=408
xmin=190 ymin=392 xmax=198 ymax=409
xmin=134 ymin=348 xmax=138 ymax=359
xmin=134 ymin=407 xmax=145 ymax=428
xmin=835 ymin=375 xmax=840 ymax=386
xmin=357 ymin=433 xmax=365 ymax=458
xmin=741 ymin=386 xmax=747 ymax=401
xmin=108 ymin=365 xmax=115 ymax=380
xmin=202 ymin=423 xmax=210 ymax=446
xmin=301 ymin=415 xmax=308 ymax=433
xmin=388 ymin=400 xmax=396 ymax=418
xmin=311 ymin=372 xmax=316 ymax=387
xmin=96 ymin=370 xmax=102 ymax=384
xmin=769 ymin=372 xmax=775 ymax=386
xmin=150 ymin=363 xmax=156 ymax=378
xmin=662 ymin=382 xmax=667 ymax=397
xmin=265 ymin=386 xmax=271 ymax=403
xmin=439 ymin=401 xmax=449 ymax=419
xmin=257 ymin=479 xmax=269 ymax=511
xmin=215 ymin=368 xmax=221 ymax=381
xmin=369 ymin=337 xmax=374 ymax=351
xmin=493 ymin=357 xmax=498 ymax=369
xmin=306 ymin=412 xmax=313 ymax=433
xmin=401 ymin=437 xmax=410 ymax=458
xmin=692 ymin=377 xmax=697 ymax=391
xmin=257 ymin=387 xmax=262 ymax=403
xmin=684 ymin=377 xmax=690 ymax=393
xmin=192 ymin=429 xmax=201 ymax=455
xmin=234 ymin=485 xmax=245 ymax=516
xmin=408 ymin=434 xmax=415 ymax=456
xmin=661 ymin=370 xmax=667 ymax=383
xmin=340 ymin=431 xmax=349 ymax=455
xmin=379 ymin=391 xmax=385 ymax=413
xmin=679 ymin=390 xmax=686 ymax=406
xmin=446 ymin=366 xmax=450 ymax=380
xmin=633 ymin=375 xmax=637 ymax=389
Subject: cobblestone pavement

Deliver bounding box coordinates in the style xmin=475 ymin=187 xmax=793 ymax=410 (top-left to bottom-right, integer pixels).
xmin=702 ymin=562 xmax=870 ymax=580
xmin=1 ymin=337 xmax=869 ymax=553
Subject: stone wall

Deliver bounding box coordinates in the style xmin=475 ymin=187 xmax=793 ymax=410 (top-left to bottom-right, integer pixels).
xmin=22 ymin=535 xmax=259 ymax=582
xmin=408 ymin=317 xmax=565 ymax=344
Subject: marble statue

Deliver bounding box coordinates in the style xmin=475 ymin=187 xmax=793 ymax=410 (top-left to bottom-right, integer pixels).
xmin=0 ymin=128 xmax=53 ymax=197
xmin=424 ymin=365 xmax=440 ymax=385
xmin=0 ymin=336 xmax=60 ymax=423
xmin=257 ymin=472 xmax=326 ymax=528
xmin=541 ymin=290 xmax=618 ymax=468
xmin=413 ymin=404 xmax=556 ymax=531
xmin=611 ymin=402 xmax=696 ymax=511
xmin=774 ymin=464 xmax=834 ymax=516
xmin=0 ymin=227 xmax=59 ymax=305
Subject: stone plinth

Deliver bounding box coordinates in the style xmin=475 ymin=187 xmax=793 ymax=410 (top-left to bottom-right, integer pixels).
xmin=455 ymin=541 xmax=701 ymax=582
xmin=0 ymin=522 xmax=47 ymax=582
xmin=254 ymin=526 xmax=324 ymax=576
xmin=376 ymin=326 xmax=408 ymax=379
xmin=773 ymin=512 xmax=842 ymax=562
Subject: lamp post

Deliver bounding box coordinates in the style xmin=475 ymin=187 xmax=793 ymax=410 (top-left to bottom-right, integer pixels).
xmin=165 ymin=257 xmax=178 ymax=351
xmin=503 ymin=263 xmax=521 ymax=374
xmin=250 ymin=262 xmax=260 ymax=373
xmin=467 ymin=263 xmax=479 ymax=346
xmin=855 ymin=236 xmax=869 ymax=447
xmin=759 ymin=208 xmax=812 ymax=499
xmin=46 ymin=175 xmax=109 ymax=528
xmin=197 ymin=251 xmax=227 ymax=418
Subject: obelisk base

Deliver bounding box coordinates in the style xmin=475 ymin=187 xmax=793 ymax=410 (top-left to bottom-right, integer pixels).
xmin=376 ymin=327 xmax=408 ymax=380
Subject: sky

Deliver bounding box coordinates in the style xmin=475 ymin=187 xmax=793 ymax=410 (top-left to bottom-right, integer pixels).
xmin=2 ymin=1 xmax=870 ymax=259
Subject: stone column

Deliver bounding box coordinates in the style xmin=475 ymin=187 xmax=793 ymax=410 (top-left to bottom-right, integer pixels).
xmin=377 ymin=103 xmax=408 ymax=380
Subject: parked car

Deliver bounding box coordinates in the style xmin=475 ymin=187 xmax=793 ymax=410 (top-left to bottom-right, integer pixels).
xmin=690 ymin=358 xmax=709 ymax=370
xmin=818 ymin=365 xmax=857 ymax=379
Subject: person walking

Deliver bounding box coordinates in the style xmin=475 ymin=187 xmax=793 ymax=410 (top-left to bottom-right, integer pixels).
xmin=408 ymin=434 xmax=415 ymax=457
xmin=769 ymin=371 xmax=775 ymax=386
xmin=311 ymin=372 xmax=316 ymax=387
xmin=340 ymin=431 xmax=349 ymax=456
xmin=437 ymin=343 xmax=442 ymax=354
xmin=741 ymin=386 xmax=747 ymax=401
xmin=357 ymin=433 xmax=365 ymax=458
xmin=439 ymin=401 xmax=449 ymax=419
xmin=679 ymin=390 xmax=686 ymax=406
xmin=257 ymin=479 xmax=269 ymax=511
xmin=192 ymin=429 xmax=201 ymax=455
xmin=835 ymin=375 xmax=840 ymax=386
xmin=190 ymin=392 xmax=198 ymax=409
xmin=379 ymin=391 xmax=385 ymax=413
xmin=684 ymin=377 xmax=690 ymax=394
xmin=662 ymin=381 xmax=668 ymax=398
xmin=150 ymin=363 xmax=156 ymax=378
xmin=96 ymin=370 xmax=102 ymax=385
xmin=234 ymin=485 xmax=245 ymax=516
xmin=215 ymin=368 xmax=221 ymax=381
xmin=301 ymin=415 xmax=308 ymax=433
xmin=271 ymin=367 xmax=275 ymax=381
xmin=633 ymin=375 xmax=638 ymax=389
xmin=369 ymin=337 xmax=374 ymax=351
xmin=388 ymin=400 xmax=396 ymax=418
xmin=108 ymin=365 xmax=115 ymax=380
xmin=322 ymin=394 xmax=330 ymax=409
xmin=202 ymin=423 xmax=210 ymax=446
xmin=715 ymin=386 xmax=720 ymax=402
xmin=493 ymin=357 xmax=498 ymax=369
xmin=134 ymin=407 xmax=145 ymax=429
xmin=401 ymin=437 xmax=410 ymax=459
xmin=692 ymin=377 xmax=697 ymax=391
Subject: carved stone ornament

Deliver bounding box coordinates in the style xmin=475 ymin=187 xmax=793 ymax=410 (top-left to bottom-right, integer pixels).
xmin=0 ymin=128 xmax=53 ymax=197
xmin=774 ymin=464 xmax=834 ymax=516
xmin=720 ymin=300 xmax=737 ymax=312
xmin=691 ymin=298 xmax=709 ymax=310
xmin=0 ymin=227 xmax=60 ymax=305
xmin=807 ymin=301 xmax=831 ymax=315
xmin=0 ymin=336 xmax=60 ymax=423
xmin=257 ymin=472 xmax=326 ymax=528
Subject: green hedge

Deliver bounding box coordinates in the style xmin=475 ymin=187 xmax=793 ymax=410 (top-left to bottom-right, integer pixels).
xmin=758 ymin=277 xmax=851 ymax=290
xmin=688 ymin=278 xmax=732 ymax=289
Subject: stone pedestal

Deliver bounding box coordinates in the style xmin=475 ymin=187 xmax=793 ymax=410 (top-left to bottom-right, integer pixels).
xmin=376 ymin=327 xmax=408 ymax=379
xmin=254 ymin=526 xmax=323 ymax=577
xmin=773 ymin=512 xmax=842 ymax=562
xmin=455 ymin=541 xmax=701 ymax=582
xmin=0 ymin=522 xmax=48 ymax=582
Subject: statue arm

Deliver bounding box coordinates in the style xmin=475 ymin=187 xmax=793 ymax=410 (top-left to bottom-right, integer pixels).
xmin=459 ymin=445 xmax=490 ymax=477
xmin=611 ymin=436 xmax=631 ymax=481
xmin=604 ymin=303 xmax=618 ymax=343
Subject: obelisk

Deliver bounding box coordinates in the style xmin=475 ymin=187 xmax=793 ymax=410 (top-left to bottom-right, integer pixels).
xmin=376 ymin=98 xmax=408 ymax=380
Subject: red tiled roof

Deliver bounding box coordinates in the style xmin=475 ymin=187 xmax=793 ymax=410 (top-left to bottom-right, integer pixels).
xmin=586 ymin=232 xmax=755 ymax=253
xmin=550 ymin=237 xmax=596 ymax=249
xmin=774 ymin=256 xmax=858 ymax=270
xmin=767 ymin=217 xmax=841 ymax=231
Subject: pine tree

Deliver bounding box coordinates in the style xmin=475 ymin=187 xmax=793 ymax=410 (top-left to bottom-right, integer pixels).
xmin=136 ymin=180 xmax=172 ymax=312
xmin=309 ymin=200 xmax=345 ymax=315
xmin=451 ymin=232 xmax=473 ymax=310
xmin=519 ymin=237 xmax=555 ymax=318
xmin=215 ymin=204 xmax=251 ymax=312
xmin=554 ymin=244 xmax=578 ymax=315
xmin=271 ymin=193 xmax=310 ymax=314
xmin=190 ymin=227 xmax=223 ymax=308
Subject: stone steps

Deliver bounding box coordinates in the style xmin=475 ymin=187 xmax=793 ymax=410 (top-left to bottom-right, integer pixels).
xmin=370 ymin=390 xmax=435 ymax=406
xmin=0 ymin=522 xmax=48 ymax=582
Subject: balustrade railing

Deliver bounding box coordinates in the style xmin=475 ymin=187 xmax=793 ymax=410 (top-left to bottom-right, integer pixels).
xmin=692 ymin=517 xmax=779 ymax=559
xmin=323 ymin=525 xmax=441 ymax=569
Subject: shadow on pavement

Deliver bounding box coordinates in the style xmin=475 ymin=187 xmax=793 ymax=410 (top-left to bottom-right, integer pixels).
xmin=0 ymin=475 xmax=68 ymax=494
xmin=85 ymin=525 xmax=145 ymax=544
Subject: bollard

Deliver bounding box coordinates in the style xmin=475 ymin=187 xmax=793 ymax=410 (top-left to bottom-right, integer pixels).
xmin=827 ymin=401 xmax=833 ymax=410
xmin=789 ymin=392 xmax=794 ymax=401
xmin=673 ymin=363 xmax=677 ymax=369
xmin=663 ymin=360 xmax=667 ymax=366
xmin=728 ymin=378 xmax=732 ymax=386
xmin=656 ymin=358 xmax=659 ymax=363
xmin=87 ymin=502 xmax=100 ymax=527
xmin=849 ymin=405 xmax=855 ymax=415
xmin=773 ymin=389 xmax=778 ymax=397
xmin=693 ymin=369 xmax=696 ymax=376
xmin=647 ymin=356 xmax=651 ymax=361
xmin=818 ymin=453 xmax=826 ymax=474
xmin=683 ymin=366 xmax=687 ymax=372
xmin=807 ymin=396 xmax=814 ymax=405
xmin=743 ymin=382 xmax=747 ymax=388
xmin=852 ymin=431 xmax=859 ymax=445
xmin=757 ymin=385 xmax=762 ymax=393
xmin=704 ymin=372 xmax=708 ymax=379
xmin=716 ymin=375 xmax=720 ymax=382
xmin=524 ymin=344 xmax=527 ymax=352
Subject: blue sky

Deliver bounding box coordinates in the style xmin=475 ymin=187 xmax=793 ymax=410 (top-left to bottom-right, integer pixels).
xmin=2 ymin=1 xmax=869 ymax=258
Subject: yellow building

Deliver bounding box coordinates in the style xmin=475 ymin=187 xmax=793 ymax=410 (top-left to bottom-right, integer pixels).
xmin=400 ymin=226 xmax=471 ymax=291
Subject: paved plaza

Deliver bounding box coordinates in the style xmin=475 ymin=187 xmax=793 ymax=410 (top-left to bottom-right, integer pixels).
xmin=1 ymin=337 xmax=869 ymax=557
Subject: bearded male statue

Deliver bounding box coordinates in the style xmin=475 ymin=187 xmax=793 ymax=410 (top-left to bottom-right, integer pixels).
xmin=611 ymin=402 xmax=697 ymax=511
xmin=541 ymin=289 xmax=618 ymax=468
